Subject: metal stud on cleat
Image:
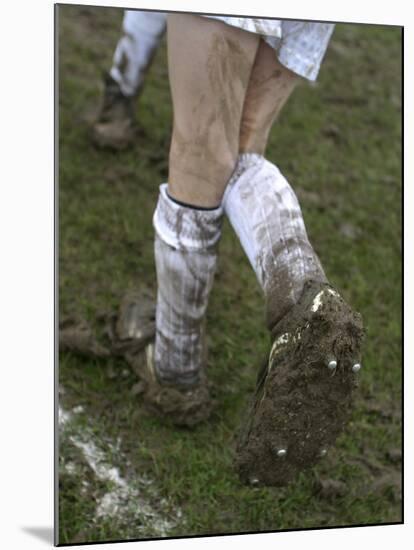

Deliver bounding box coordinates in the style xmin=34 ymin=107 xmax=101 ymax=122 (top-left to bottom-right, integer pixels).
xmin=276 ymin=448 xmax=287 ymax=458
xmin=327 ymin=360 xmax=337 ymax=371
xmin=249 ymin=477 xmax=260 ymax=486
xmin=352 ymin=363 xmax=361 ymax=373
xmin=319 ymin=449 xmax=327 ymax=457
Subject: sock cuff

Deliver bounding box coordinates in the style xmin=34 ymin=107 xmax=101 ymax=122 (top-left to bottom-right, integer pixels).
xmin=153 ymin=184 xmax=223 ymax=250
xmin=166 ymin=192 xmax=221 ymax=211
xmin=223 ymin=154 xmax=266 ymax=203
xmin=223 ymin=154 xmax=260 ymax=205
xmin=223 ymin=155 xmax=290 ymax=206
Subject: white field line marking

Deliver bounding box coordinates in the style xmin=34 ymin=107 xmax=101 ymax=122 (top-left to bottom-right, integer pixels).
xmin=59 ymin=405 xmax=182 ymax=536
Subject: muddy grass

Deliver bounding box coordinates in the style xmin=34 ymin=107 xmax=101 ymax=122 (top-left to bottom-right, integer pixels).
xmin=58 ymin=5 xmax=402 ymax=545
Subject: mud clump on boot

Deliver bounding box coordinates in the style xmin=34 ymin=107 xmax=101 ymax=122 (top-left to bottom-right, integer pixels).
xmin=128 ymin=344 xmax=213 ymax=428
xmin=235 ymin=280 xmax=364 ymax=487
xmin=143 ymin=376 xmax=213 ymax=428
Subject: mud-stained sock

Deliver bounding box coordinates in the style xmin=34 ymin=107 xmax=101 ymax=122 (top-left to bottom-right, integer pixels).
xmin=223 ymin=153 xmax=327 ymax=329
xmin=152 ymin=183 xmax=223 ymax=386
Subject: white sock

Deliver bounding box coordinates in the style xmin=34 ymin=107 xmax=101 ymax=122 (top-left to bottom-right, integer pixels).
xmin=223 ymin=153 xmax=327 ymax=329
xmin=153 ymin=184 xmax=223 ymax=385
xmin=110 ymin=11 xmax=167 ymax=97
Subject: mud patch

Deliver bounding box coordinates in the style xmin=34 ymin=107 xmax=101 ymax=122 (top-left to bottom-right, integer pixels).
xmin=314 ymin=478 xmax=348 ymax=501
xmin=369 ymin=472 xmax=402 ymax=503
xmin=60 ymin=317 xmax=111 ymax=358
xmin=59 ymin=290 xmax=155 ymax=360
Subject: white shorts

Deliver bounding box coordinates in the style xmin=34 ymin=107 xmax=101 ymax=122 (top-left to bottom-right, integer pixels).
xmin=112 ymin=11 xmax=334 ymax=95
xmin=203 ymin=16 xmax=335 ymax=81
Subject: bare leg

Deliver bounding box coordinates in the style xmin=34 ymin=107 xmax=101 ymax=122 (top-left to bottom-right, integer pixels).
xmin=222 ymin=38 xmax=363 ymax=487
xmin=239 ymin=39 xmax=299 ymax=155
xmin=167 ymin=14 xmax=260 ymax=207
xmin=224 ymin=39 xmax=325 ymax=329
xmin=151 ymin=16 xmax=260 ymax=398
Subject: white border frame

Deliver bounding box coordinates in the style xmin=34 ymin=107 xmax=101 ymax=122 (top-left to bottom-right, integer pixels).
xmin=0 ymin=1 xmax=409 ymax=548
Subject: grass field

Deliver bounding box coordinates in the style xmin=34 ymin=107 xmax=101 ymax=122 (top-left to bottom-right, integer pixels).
xmin=57 ymin=6 xmax=402 ymax=545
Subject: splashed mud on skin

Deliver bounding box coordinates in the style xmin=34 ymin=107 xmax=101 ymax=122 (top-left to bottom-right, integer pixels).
xmin=59 ymin=403 xmax=182 ymax=536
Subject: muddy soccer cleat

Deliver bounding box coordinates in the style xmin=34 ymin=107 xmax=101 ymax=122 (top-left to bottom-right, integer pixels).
xmin=235 ymin=280 xmax=364 ymax=487
xmin=91 ymin=72 xmax=136 ymax=150
xmin=127 ymin=342 xmax=213 ymax=428
xmin=112 ymin=292 xmax=213 ymax=428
